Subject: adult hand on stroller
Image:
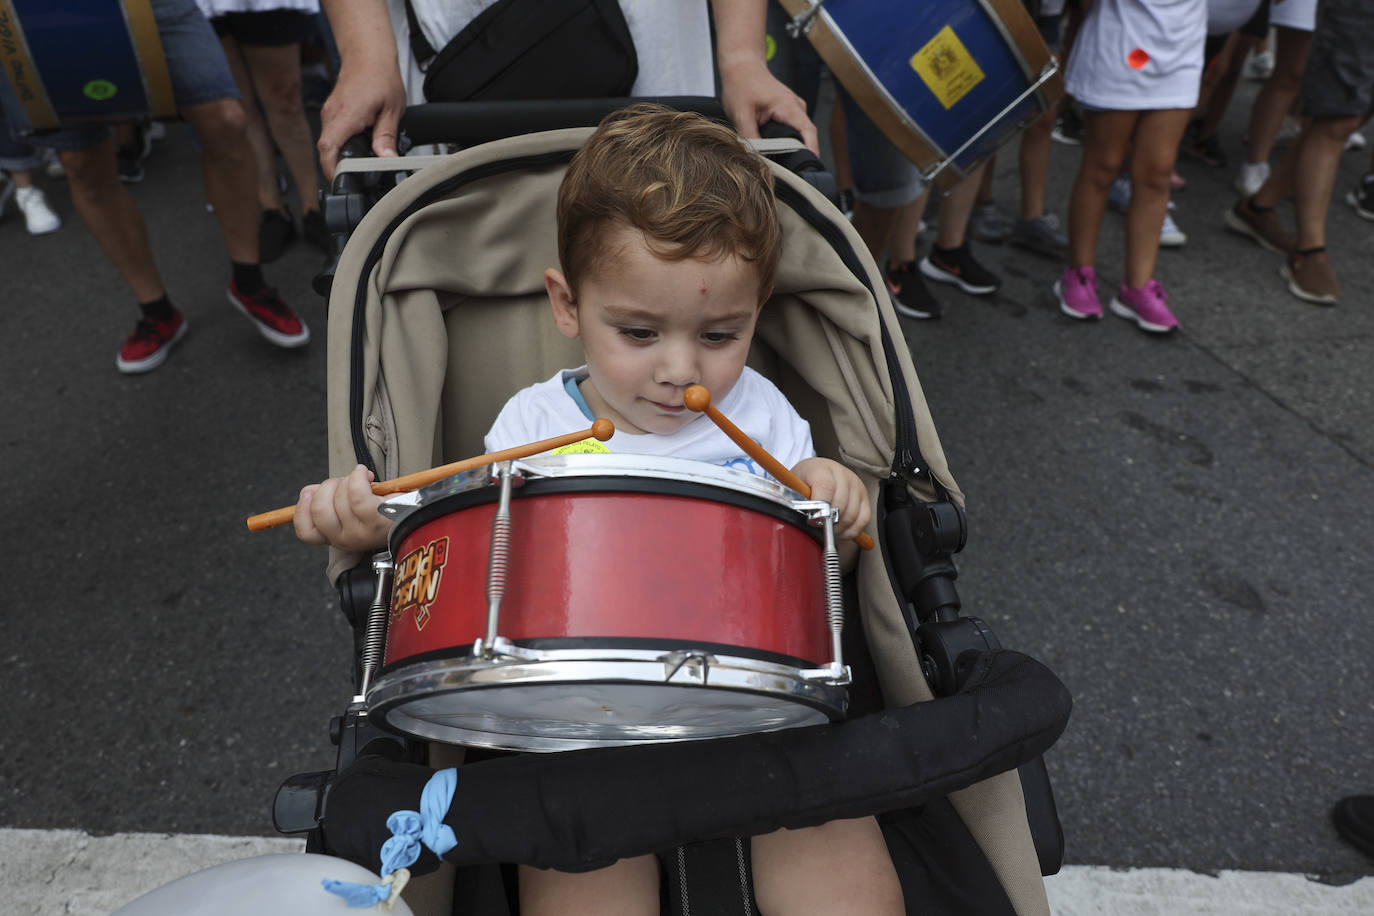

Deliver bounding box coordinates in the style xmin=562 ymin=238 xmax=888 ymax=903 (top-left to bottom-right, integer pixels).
xmin=712 ymin=0 xmax=819 ymax=154
xmin=293 ymin=465 xmax=392 ymax=552
xmin=317 ymin=0 xmax=407 ymax=181
xmin=793 ymin=458 xmax=871 ymax=567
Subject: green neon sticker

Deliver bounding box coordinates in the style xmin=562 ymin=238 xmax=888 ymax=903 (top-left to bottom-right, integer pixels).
xmin=765 ymin=34 xmax=777 ymax=62
xmin=83 ymin=80 xmax=118 ymax=101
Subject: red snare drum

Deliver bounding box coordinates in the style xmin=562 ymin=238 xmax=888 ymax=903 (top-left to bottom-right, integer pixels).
xmin=366 ymin=455 xmax=849 ymax=751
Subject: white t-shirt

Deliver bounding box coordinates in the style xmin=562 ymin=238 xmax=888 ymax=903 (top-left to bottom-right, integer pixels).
xmin=485 ymin=367 xmax=815 ymax=479
xmin=389 ymin=0 xmax=715 ymax=108
xmin=1064 ymin=0 xmax=1208 ymax=110
xmin=1208 ymin=0 xmax=1263 ymax=35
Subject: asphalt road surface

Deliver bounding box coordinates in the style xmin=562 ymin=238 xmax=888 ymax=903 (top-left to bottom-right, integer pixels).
xmin=3 ymin=77 xmax=1372 ymax=901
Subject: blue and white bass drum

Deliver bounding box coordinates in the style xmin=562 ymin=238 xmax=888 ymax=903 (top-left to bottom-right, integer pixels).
xmin=0 ymin=0 xmax=176 ymax=131
xmin=778 ymin=0 xmax=1064 ymax=189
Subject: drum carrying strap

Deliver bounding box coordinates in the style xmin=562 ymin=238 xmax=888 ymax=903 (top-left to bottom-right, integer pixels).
xmin=319 ymin=650 xmax=1070 ymax=876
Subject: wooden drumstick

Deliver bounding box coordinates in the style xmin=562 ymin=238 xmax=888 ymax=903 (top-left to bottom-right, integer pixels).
xmin=683 ymin=386 xmax=875 ymax=551
xmin=245 ymin=418 xmax=616 ymax=532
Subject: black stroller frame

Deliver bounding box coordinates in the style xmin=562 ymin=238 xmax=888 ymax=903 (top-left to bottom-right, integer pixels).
xmin=276 ymin=100 xmax=1071 ymax=915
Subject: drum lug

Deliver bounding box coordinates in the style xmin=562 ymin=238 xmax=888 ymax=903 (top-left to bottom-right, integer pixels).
xmin=799 ymin=662 xmax=851 ymax=686
xmin=658 ymin=649 xmax=716 ymax=683
xmin=472 ymin=635 xmax=544 ymax=662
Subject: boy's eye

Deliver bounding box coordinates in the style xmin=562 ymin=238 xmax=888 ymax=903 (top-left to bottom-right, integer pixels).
xmin=703 ymin=331 xmax=740 ymax=344
xmin=618 ymin=327 xmax=656 ymax=341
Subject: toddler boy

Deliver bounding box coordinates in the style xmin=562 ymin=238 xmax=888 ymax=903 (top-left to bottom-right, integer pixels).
xmin=295 ymin=103 xmax=898 ymax=913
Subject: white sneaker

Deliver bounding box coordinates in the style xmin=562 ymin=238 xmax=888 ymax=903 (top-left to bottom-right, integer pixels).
xmin=15 ymin=186 xmax=60 ymax=234
xmin=1244 ymin=49 xmax=1274 ymax=80
xmin=1235 ymin=161 xmax=1271 ymax=197
xmin=1160 ymin=201 xmax=1186 ymax=248
xmin=1346 ymin=131 xmax=1367 ymax=152
xmin=1276 ymin=116 xmax=1302 ymax=143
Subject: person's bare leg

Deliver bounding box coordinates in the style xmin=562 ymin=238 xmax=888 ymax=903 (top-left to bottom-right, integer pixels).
xmin=10 ymin=168 xmax=34 ymax=189
xmin=1019 ymin=106 xmax=1056 ymax=221
xmin=851 ymin=201 xmax=901 ymax=263
xmin=974 ymin=153 xmax=996 ymax=204
xmin=243 ymin=41 xmax=321 ymax=215
xmin=1252 ymin=128 xmax=1301 ymax=210
xmin=935 ymin=161 xmax=989 ymax=250
xmin=58 ymin=139 xmax=165 ymax=302
xmin=828 ymin=102 xmax=853 ymax=196
xmin=1198 ymin=34 xmax=1259 ymax=140
xmin=888 ymin=185 xmax=932 ymax=264
xmin=1245 ymin=27 xmax=1313 ymax=165
xmin=1125 ymin=108 xmax=1192 ymax=288
xmin=181 ymin=98 xmax=259 ymax=263
xmin=1068 ymin=109 xmax=1139 ymax=269
xmin=519 ymin=855 xmax=659 ymax=916
xmin=1292 ymin=114 xmax=1364 ymax=249
xmin=752 ymin=818 xmax=903 ymax=914
xmin=219 ymin=35 xmax=282 ymax=212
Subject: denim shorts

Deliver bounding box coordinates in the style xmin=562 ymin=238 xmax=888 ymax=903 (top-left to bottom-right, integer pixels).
xmin=0 ymin=100 xmax=42 ymax=171
xmin=837 ymin=86 xmax=927 ymax=209
xmin=2 ymin=0 xmax=237 ymax=151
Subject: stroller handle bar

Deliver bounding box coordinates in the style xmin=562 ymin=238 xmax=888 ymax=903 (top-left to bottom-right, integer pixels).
xmin=684 ymin=385 xmax=874 ymax=551
xmin=245 ymin=419 xmax=616 ymax=532
xmin=399 ymin=97 xmax=728 ymax=149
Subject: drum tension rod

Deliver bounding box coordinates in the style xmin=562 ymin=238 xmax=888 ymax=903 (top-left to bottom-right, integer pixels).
xmin=800 ymin=502 xmax=852 ymax=685
xmin=356 ymin=551 xmax=395 ymax=701
xmin=474 ymin=463 xmax=520 ymax=661
xmin=926 ymin=60 xmax=1061 ymax=183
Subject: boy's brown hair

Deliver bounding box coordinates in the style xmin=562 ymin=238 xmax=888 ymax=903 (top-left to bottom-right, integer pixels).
xmin=557 ymin=103 xmax=783 ymax=305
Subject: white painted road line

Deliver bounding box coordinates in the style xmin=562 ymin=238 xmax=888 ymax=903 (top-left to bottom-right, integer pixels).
xmin=2 ymin=828 xmax=1371 ymax=915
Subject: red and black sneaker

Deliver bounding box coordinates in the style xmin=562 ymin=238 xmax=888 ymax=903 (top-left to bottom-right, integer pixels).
xmin=116 ymin=309 xmax=188 ymax=374
xmin=227 ymin=280 xmax=310 ymax=348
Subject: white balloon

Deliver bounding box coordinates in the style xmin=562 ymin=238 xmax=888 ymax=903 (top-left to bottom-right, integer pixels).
xmin=112 ymin=853 xmax=415 ymax=915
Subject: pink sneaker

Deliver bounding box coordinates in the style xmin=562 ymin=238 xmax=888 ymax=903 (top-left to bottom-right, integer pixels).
xmin=1053 ymin=266 xmax=1102 ymax=319
xmin=1110 ymin=279 xmax=1179 ymax=334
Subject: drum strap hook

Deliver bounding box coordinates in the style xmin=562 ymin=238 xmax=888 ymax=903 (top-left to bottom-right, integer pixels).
xmin=785 ymin=0 xmax=828 ymax=38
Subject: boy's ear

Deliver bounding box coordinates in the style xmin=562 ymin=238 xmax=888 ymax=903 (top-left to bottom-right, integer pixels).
xmin=545 ymin=268 xmax=580 ymax=339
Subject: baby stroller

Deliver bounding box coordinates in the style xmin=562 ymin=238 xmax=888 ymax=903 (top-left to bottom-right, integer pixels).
xmin=277 ymin=100 xmax=1071 ymax=915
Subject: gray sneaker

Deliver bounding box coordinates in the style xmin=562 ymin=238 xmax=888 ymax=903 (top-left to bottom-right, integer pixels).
xmin=1008 ymin=214 xmax=1068 ymax=258
xmin=968 ymin=201 xmax=1012 ymax=243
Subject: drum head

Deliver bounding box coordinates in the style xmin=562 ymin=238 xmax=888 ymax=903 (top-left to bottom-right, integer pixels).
xmin=368 ymin=645 xmax=846 ymax=752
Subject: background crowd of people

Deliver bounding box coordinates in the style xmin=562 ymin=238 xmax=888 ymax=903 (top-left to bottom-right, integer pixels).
xmin=3 ymin=0 xmax=1371 ymax=369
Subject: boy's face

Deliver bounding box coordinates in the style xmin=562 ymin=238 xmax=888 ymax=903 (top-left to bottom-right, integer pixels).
xmin=546 ymin=225 xmax=764 ymax=436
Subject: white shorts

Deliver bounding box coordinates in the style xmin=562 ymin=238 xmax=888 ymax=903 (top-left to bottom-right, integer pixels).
xmin=1269 ymin=0 xmax=1317 ymax=32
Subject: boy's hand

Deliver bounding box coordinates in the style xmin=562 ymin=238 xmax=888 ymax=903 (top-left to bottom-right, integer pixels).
xmin=293 ymin=464 xmax=391 ymax=552
xmin=792 ymin=458 xmax=871 ymax=543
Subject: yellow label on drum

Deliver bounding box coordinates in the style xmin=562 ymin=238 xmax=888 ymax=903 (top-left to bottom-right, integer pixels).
xmin=554 ymin=437 xmax=611 ymax=455
xmin=911 ymin=25 xmax=985 ymax=110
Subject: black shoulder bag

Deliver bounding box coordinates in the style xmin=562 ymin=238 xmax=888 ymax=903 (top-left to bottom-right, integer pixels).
xmin=405 ymin=0 xmax=638 ymax=103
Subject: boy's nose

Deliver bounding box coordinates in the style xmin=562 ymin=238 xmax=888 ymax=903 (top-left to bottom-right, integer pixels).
xmin=654 ymin=343 xmax=699 ymax=387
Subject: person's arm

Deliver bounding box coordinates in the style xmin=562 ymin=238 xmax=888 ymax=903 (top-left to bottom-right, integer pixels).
xmin=711 ymin=0 xmax=819 ymax=153
xmin=317 ymin=0 xmax=407 ymax=180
